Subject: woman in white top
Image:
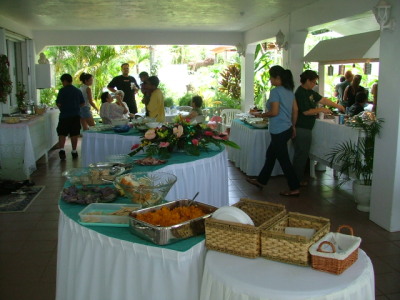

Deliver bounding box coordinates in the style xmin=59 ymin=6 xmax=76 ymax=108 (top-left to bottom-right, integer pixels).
xmin=99 ymin=92 xmax=128 ymax=124
xmin=114 ymin=90 xmax=134 ymax=119
xmin=79 ymin=73 xmax=98 ymax=130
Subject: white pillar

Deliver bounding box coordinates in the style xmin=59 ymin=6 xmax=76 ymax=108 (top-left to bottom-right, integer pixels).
xmin=240 ymin=44 xmax=256 ymax=112
xmin=370 ymin=0 xmax=400 ymax=231
xmin=0 ymin=28 xmax=9 ymax=115
xmin=283 ymin=30 xmax=308 ymax=88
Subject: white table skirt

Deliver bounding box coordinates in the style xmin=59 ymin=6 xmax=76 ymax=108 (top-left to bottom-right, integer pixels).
xmin=159 ymin=150 xmax=229 ymax=208
xmin=0 ymin=109 xmax=59 ymax=180
xmin=228 ymin=120 xmax=293 ymax=177
xmin=81 ymin=131 xmax=141 ymax=167
xmin=200 ymin=250 xmax=374 ymax=300
xmin=56 ymin=211 xmax=206 ymax=300
xmin=309 ymin=119 xmax=361 ymax=177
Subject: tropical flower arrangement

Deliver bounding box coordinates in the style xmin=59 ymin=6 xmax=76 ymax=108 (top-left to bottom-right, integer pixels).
xmin=129 ymin=115 xmax=240 ymax=158
xmin=16 ymin=82 xmax=28 ymax=109
xmin=0 ymin=54 xmax=13 ymax=104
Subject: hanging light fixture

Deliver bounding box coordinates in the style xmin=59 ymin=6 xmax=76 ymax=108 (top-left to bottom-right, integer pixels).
xmin=364 ymin=62 xmax=372 ymax=75
xmin=373 ymin=0 xmax=395 ymax=31
xmin=338 ymin=65 xmax=345 ymax=75
xmin=275 ymin=30 xmax=288 ymax=51
xmin=327 ymin=65 xmax=334 ymax=76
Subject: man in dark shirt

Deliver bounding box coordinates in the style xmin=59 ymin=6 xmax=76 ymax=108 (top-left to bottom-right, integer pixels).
xmin=336 ymin=70 xmax=353 ymax=106
xmin=55 ymin=73 xmax=85 ymax=160
xmin=107 ymin=63 xmax=140 ymax=114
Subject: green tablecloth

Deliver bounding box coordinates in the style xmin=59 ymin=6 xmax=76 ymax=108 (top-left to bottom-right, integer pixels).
xmin=59 ymin=147 xmax=224 ymax=252
xmin=234 ymin=119 xmax=268 ymax=130
xmin=86 ymin=127 xmax=143 ymax=136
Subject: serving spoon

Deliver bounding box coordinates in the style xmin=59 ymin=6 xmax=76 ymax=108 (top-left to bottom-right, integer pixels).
xmin=188 ymin=192 xmax=199 ymax=206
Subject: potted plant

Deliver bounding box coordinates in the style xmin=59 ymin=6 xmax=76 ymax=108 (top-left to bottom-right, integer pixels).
xmin=327 ymin=112 xmax=383 ymax=212
xmin=16 ymin=82 xmax=28 ymax=113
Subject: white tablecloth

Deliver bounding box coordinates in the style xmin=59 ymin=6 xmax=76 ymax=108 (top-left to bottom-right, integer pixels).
xmin=56 ymin=211 xmax=206 ymax=300
xmin=200 ymin=250 xmax=374 ymax=300
xmin=228 ymin=120 xmax=293 ymax=176
xmin=0 ymin=109 xmax=59 ymax=180
xmin=81 ymin=131 xmax=142 ymax=167
xmin=309 ymin=119 xmax=361 ymax=177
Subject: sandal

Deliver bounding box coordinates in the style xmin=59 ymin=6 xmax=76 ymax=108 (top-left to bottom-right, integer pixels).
xmin=246 ymin=178 xmax=265 ymax=189
xmin=279 ymin=191 xmax=300 ymax=197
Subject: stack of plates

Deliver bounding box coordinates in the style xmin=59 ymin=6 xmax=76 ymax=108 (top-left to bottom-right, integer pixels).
xmin=212 ymin=206 xmax=254 ymax=225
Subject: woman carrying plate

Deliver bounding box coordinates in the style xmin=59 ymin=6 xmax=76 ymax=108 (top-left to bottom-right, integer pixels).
xmin=247 ymin=65 xmax=300 ymax=197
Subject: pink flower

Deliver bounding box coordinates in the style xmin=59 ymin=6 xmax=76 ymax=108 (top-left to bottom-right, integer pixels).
xmin=144 ymin=129 xmax=156 ymax=140
xmin=219 ymin=134 xmax=228 ymax=140
xmin=173 ymin=125 xmax=184 ymax=138
xmin=159 ymin=142 xmax=170 ymax=148
xmin=192 ymin=139 xmax=199 ymax=146
xmin=204 ymin=131 xmax=213 ymax=136
xmin=212 ymin=135 xmax=222 ymax=140
xmin=131 ymin=144 xmax=140 ymax=150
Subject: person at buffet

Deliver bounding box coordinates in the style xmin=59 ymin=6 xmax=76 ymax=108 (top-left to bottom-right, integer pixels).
xmin=146 ymin=76 xmax=165 ymax=122
xmin=246 ymin=65 xmax=300 ymax=197
xmin=107 ymin=63 xmax=140 ymax=114
xmin=99 ymin=91 xmax=128 ymax=124
xmin=371 ymin=82 xmax=378 ymax=113
xmin=343 ymin=74 xmax=366 ymax=109
xmin=335 ymin=70 xmax=353 ymax=106
xmin=114 ymin=90 xmax=135 ymax=119
xmin=187 ymin=95 xmax=204 ymax=120
xmin=55 ymin=73 xmax=85 ymax=160
xmin=79 ymin=72 xmax=98 ymax=130
xmin=139 ymin=71 xmax=151 ymax=116
xmin=292 ymin=70 xmax=345 ymax=187
xmin=348 ymin=92 xmax=367 ymax=117
xmin=334 ymin=76 xmax=346 ymax=103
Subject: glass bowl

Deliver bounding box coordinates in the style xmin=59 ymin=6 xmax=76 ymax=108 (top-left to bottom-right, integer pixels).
xmin=114 ymin=172 xmax=177 ymax=207
xmin=106 ymin=154 xmax=132 ymax=164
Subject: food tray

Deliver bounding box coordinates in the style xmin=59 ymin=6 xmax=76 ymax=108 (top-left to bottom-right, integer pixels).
xmin=79 ymin=203 xmax=141 ymax=226
xmin=2 ymin=117 xmax=21 ymax=124
xmin=260 ymin=212 xmax=330 ymax=266
xmin=309 ymin=225 xmax=361 ymax=274
xmin=129 ymin=200 xmax=217 ymax=245
xmin=63 ymin=166 xmax=125 ymax=185
xmin=205 ymin=198 xmax=286 ymax=258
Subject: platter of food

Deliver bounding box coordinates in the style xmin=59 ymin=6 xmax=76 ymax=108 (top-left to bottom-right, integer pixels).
xmin=63 ymin=166 xmax=126 ymax=185
xmin=129 ymin=200 xmax=217 ymax=245
xmin=61 ymin=185 xmax=119 ymax=204
xmin=134 ymin=157 xmax=167 ymax=166
xmin=79 ymin=203 xmax=141 ymax=226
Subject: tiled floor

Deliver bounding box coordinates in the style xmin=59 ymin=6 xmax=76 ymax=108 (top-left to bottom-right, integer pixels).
xmin=1 ymin=138 xmax=400 ymax=300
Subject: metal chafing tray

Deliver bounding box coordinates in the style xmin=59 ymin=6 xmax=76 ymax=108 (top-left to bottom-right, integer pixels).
xmin=128 ymin=199 xmax=217 ymax=245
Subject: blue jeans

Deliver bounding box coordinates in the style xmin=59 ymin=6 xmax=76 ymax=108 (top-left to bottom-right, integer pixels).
xmin=257 ymin=127 xmax=299 ymax=191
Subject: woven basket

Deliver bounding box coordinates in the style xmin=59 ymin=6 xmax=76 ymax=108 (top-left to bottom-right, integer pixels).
xmin=260 ymin=212 xmax=330 ymax=266
xmin=309 ymin=225 xmax=361 ymax=274
xmin=34 ymin=106 xmax=47 ymax=115
xmin=205 ymin=198 xmax=286 ymax=258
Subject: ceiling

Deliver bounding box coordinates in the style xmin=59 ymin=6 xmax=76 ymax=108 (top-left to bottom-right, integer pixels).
xmin=0 ymin=0 xmax=320 ymax=32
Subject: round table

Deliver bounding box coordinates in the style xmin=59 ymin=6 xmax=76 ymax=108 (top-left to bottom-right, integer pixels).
xmin=200 ymin=250 xmax=374 ymax=300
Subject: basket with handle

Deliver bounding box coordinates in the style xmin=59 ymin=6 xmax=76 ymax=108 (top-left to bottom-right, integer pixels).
xmin=205 ymin=198 xmax=286 ymax=258
xmin=260 ymin=212 xmax=330 ymax=266
xmin=309 ymin=225 xmax=361 ymax=274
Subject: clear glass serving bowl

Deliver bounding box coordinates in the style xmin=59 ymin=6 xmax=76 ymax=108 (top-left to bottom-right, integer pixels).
xmin=114 ymin=172 xmax=177 ymax=207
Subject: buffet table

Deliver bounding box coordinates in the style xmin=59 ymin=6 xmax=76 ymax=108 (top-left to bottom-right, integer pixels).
xmin=228 ymin=119 xmax=360 ymax=178
xmin=57 ymin=149 xmax=229 ymax=300
xmin=81 ymin=128 xmax=142 ymax=167
xmin=228 ymin=119 xmax=293 ymax=176
xmin=200 ymin=250 xmax=374 ymax=300
xmin=0 ymin=109 xmax=59 ymax=180
xmin=309 ymin=119 xmax=361 ymax=178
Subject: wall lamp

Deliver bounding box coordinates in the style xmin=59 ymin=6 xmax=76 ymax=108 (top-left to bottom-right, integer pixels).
xmin=275 ymin=30 xmax=288 ymax=51
xmin=364 ymin=62 xmax=372 ymax=75
xmin=236 ymin=43 xmax=245 ymax=57
xmin=327 ymin=65 xmax=334 ymax=76
xmin=373 ymin=0 xmax=395 ymax=31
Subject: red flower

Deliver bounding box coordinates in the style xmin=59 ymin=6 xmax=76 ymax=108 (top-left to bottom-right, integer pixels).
xmin=131 ymin=144 xmax=140 ymax=150
xmin=204 ymin=131 xmax=213 ymax=136
xmin=159 ymin=142 xmax=170 ymax=148
xmin=192 ymin=139 xmax=199 ymax=146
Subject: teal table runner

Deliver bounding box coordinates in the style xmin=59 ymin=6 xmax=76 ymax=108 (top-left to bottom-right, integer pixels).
xmin=59 ymin=147 xmax=224 ymax=252
xmin=234 ymin=119 xmax=268 ymax=130
xmin=86 ymin=127 xmax=143 ymax=136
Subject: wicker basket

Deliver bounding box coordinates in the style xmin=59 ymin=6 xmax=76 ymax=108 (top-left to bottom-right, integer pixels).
xmin=260 ymin=212 xmax=330 ymax=266
xmin=34 ymin=106 xmax=47 ymax=115
xmin=309 ymin=225 xmax=361 ymax=274
xmin=205 ymin=198 xmax=286 ymax=258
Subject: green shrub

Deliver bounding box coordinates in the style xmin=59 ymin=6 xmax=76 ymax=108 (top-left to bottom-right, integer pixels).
xmin=164 ymin=97 xmax=174 ymax=107
xmin=178 ymin=93 xmax=194 ymax=106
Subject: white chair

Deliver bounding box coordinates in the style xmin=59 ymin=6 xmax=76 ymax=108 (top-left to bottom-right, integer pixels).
xmin=191 ymin=115 xmax=206 ymax=124
xmin=220 ymin=109 xmax=242 ymax=132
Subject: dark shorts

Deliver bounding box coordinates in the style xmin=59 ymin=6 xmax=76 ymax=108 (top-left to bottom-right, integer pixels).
xmin=57 ymin=116 xmax=81 ymax=137
xmin=80 ymin=106 xmax=92 ymax=118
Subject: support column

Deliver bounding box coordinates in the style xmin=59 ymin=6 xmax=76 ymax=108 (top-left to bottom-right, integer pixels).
xmin=0 ymin=28 xmax=9 ymax=115
xmin=283 ymin=30 xmax=308 ymax=88
xmin=240 ymin=44 xmax=256 ymax=112
xmin=370 ymin=0 xmax=400 ymax=231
